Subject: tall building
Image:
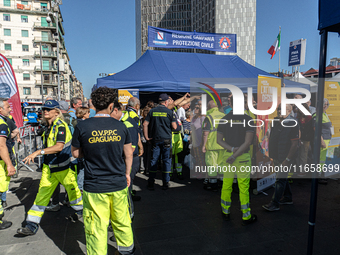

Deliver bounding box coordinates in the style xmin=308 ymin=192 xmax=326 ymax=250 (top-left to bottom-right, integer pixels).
xmin=0 ymin=0 xmax=83 ymax=104
xmin=136 ymin=0 xmax=256 ymax=66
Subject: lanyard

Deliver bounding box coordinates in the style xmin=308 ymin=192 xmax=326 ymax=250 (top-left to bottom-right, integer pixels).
xmin=95 ymin=114 xmax=110 ymax=117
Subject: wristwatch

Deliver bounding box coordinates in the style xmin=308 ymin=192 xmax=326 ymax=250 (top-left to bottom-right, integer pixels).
xmin=40 ymin=150 xmax=45 ymax=155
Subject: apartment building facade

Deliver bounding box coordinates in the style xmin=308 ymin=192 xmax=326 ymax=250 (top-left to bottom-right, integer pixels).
xmin=136 ymin=0 xmax=256 ymax=66
xmin=0 ymin=0 xmax=83 ymax=104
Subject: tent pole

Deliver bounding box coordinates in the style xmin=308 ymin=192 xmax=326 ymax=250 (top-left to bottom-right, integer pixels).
xmin=307 ymin=29 xmax=328 ymax=255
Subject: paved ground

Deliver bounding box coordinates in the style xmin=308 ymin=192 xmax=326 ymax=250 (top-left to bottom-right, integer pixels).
xmin=1 ymin=165 xmax=340 ymax=255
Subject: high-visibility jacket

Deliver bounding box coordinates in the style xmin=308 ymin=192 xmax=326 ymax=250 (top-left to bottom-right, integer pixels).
xmin=121 ymin=111 xmax=139 ymax=155
xmin=127 ymin=107 xmax=140 ymax=127
xmin=205 ymin=107 xmax=225 ymax=151
xmin=42 ymin=118 xmax=72 ymax=173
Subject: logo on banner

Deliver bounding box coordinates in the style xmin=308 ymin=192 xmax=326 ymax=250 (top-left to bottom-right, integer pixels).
xmin=154 ymin=31 xmax=168 ymax=45
xmin=219 ymin=37 xmax=232 ymax=50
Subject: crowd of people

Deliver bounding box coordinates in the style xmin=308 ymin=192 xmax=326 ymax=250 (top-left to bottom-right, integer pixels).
xmin=0 ymin=87 xmax=334 ymax=254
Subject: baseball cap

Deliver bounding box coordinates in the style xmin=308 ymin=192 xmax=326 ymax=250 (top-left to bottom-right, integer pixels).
xmin=159 ymin=93 xmax=169 ymax=101
xmin=58 ymin=100 xmax=69 ymax=111
xmin=42 ymin=100 xmax=60 ymax=110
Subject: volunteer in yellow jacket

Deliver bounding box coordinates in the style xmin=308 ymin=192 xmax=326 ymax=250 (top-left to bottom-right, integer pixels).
xmin=0 ymin=98 xmax=16 ymax=230
xmin=17 ymin=100 xmax=83 ymax=236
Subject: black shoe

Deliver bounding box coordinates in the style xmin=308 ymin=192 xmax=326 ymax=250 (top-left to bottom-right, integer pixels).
xmin=262 ymin=202 xmax=280 ymax=212
xmin=1 ymin=201 xmax=7 ymax=208
xmin=0 ymin=220 xmax=12 ymax=230
xmin=279 ymin=198 xmax=293 ymax=205
xmin=222 ymin=212 xmax=230 ymax=221
xmin=177 ymin=172 xmax=184 ymax=180
xmin=67 ymin=212 xmax=82 ymax=223
xmin=318 ymin=179 xmax=328 ymax=185
xmin=17 ymin=226 xmax=35 ymax=236
xmin=132 ymin=195 xmax=141 ymax=201
xmin=162 ymin=182 xmax=170 ymax=190
xmin=242 ymin=215 xmax=257 ymax=226
xmin=147 ymin=182 xmax=155 ymax=191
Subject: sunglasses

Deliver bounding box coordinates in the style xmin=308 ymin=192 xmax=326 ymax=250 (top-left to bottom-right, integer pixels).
xmin=43 ymin=108 xmax=53 ymax=112
xmin=195 ymin=107 xmax=200 ymax=109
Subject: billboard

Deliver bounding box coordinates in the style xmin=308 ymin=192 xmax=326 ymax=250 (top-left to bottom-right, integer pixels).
xmin=288 ymin=39 xmax=306 ymax=66
xmin=148 ymin=26 xmax=237 ymax=53
xmin=118 ymin=89 xmax=139 ymax=105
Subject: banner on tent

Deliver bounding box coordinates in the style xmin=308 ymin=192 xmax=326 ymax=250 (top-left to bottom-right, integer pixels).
xmin=118 ymin=89 xmax=139 ymax=105
xmin=0 ymin=54 xmax=23 ymax=127
xmin=148 ymin=26 xmax=237 ymax=53
xmin=324 ymin=81 xmax=340 ymax=171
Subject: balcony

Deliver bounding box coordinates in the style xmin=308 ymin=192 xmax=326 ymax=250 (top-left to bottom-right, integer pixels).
xmin=34 ymin=37 xmax=57 ymax=45
xmin=35 ymin=80 xmax=58 ymax=87
xmin=35 ymin=66 xmax=57 ymax=73
xmin=34 ymin=51 xmax=57 ymax=59
xmin=34 ymin=22 xmax=56 ymax=29
xmin=0 ymin=3 xmax=50 ymax=14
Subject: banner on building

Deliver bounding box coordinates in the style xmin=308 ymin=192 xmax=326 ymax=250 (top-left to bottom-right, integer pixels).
xmin=118 ymin=89 xmax=139 ymax=105
xmin=0 ymin=54 xmax=23 ymax=127
xmin=288 ymin=39 xmax=306 ymax=66
xmin=148 ymin=26 xmax=237 ymax=53
xmin=324 ymin=81 xmax=340 ymax=172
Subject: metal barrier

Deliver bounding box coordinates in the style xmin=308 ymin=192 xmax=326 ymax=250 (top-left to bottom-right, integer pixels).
xmin=16 ymin=124 xmax=42 ymax=172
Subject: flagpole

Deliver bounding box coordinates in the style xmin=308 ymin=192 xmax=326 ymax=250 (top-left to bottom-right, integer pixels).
xmin=279 ymin=26 xmax=281 ymax=73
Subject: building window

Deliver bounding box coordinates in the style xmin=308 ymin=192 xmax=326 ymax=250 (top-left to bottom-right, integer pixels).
xmin=21 ymin=1 xmax=28 ymax=5
xmin=40 ymin=88 xmax=47 ymax=95
xmin=7 ymin=58 xmax=12 ymax=65
xmin=41 ymin=31 xmax=49 ymax=41
xmin=41 ymin=2 xmax=47 ymax=11
xmin=23 ymin=59 xmax=29 ymax=66
xmin=41 ymin=17 xmax=48 ymax=27
xmin=4 ymin=0 xmax=11 ymax=7
xmin=4 ymin=44 xmax=11 ymax=51
xmin=4 ymin=28 xmax=11 ymax=36
xmin=23 ymin=73 xmax=30 ymax=81
xmin=3 ymin=14 xmax=10 ymax=21
xmin=42 ymin=60 xmax=49 ymax=70
xmin=23 ymin=87 xmax=31 ymax=95
xmin=21 ymin=30 xmax=28 ymax=37
xmin=21 ymin=15 xmax=28 ymax=23
xmin=22 ymin=45 xmax=29 ymax=51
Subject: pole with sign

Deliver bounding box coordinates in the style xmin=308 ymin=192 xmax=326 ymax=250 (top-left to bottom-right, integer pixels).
xmin=288 ymin=39 xmax=307 ymax=82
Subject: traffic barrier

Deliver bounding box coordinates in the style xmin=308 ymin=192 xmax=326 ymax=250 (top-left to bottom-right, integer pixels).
xmin=16 ymin=124 xmax=43 ymax=173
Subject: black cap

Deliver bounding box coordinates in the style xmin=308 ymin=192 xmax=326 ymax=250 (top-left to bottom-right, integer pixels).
xmin=159 ymin=93 xmax=169 ymax=101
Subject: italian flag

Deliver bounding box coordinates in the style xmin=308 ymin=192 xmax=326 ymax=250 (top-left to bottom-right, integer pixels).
xmin=267 ymin=31 xmax=281 ymax=59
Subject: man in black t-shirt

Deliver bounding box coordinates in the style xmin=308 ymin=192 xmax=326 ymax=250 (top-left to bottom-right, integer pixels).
xmin=72 ymin=87 xmax=135 ymax=255
xmin=263 ymin=104 xmax=299 ymax=212
xmin=143 ymin=93 xmax=177 ymax=190
xmin=217 ymin=98 xmax=257 ymax=225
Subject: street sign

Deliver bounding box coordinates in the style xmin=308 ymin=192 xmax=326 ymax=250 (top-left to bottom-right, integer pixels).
xmin=288 ymin=39 xmax=307 ymax=66
xmin=23 ymin=102 xmax=28 ymax=107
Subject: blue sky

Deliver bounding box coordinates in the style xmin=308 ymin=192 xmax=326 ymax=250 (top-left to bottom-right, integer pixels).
xmin=60 ymin=0 xmax=340 ymax=98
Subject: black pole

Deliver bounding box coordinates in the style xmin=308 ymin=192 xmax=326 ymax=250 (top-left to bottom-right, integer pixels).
xmin=307 ymin=29 xmax=328 ymax=255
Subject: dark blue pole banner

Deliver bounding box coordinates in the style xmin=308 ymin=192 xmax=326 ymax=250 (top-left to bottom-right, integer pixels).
xmin=148 ymin=26 xmax=237 ymax=53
